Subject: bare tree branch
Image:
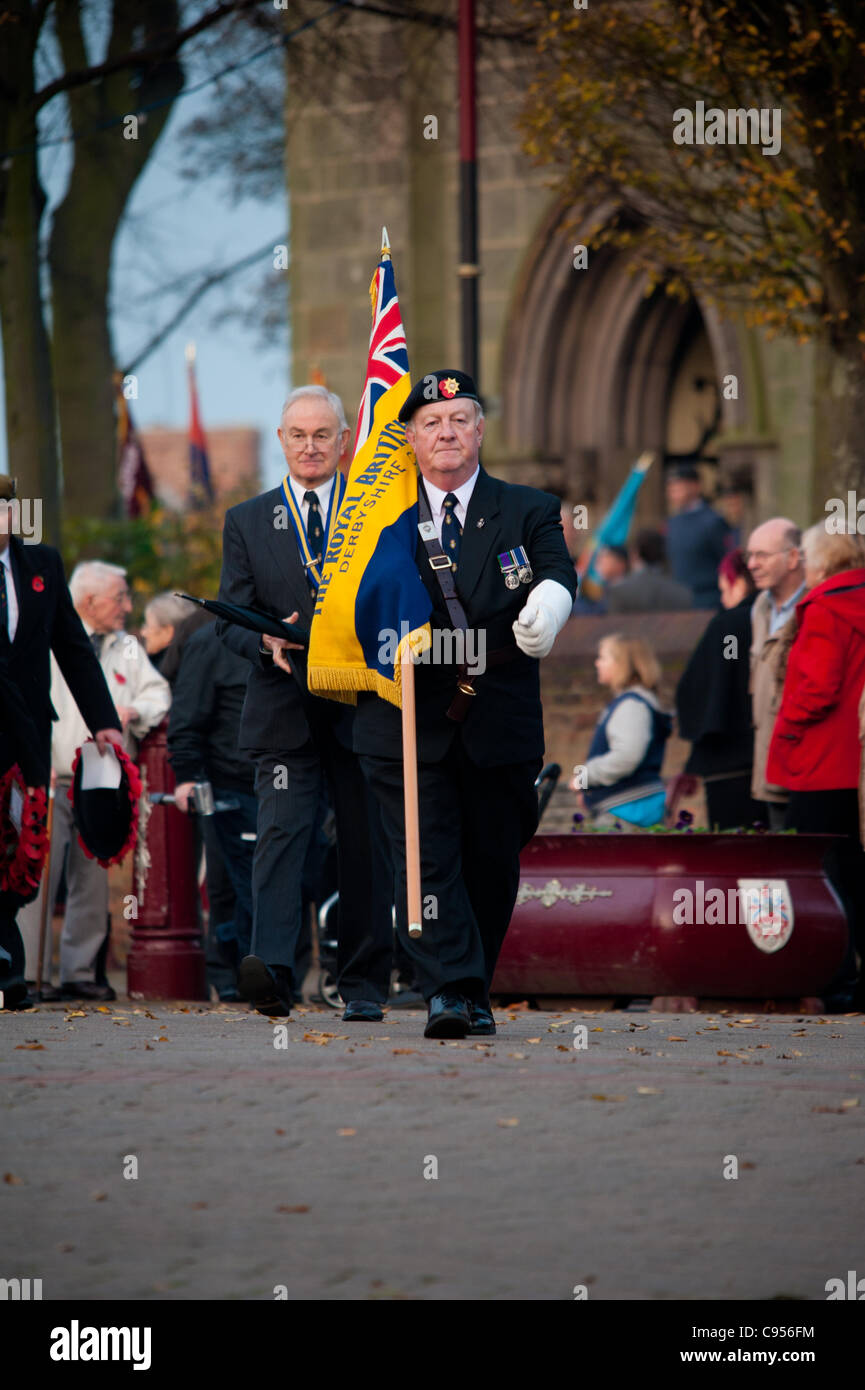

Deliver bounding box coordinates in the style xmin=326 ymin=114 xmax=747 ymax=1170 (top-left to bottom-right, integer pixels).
xmin=120 ymin=233 xmax=287 ymax=373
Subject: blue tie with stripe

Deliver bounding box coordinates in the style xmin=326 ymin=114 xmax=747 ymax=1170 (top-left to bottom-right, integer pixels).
xmin=442 ymin=493 xmax=462 ymax=571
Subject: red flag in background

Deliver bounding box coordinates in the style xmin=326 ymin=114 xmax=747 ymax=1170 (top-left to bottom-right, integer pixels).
xmin=115 ymin=373 xmax=154 ymax=519
xmin=186 ymin=343 xmax=214 ymax=506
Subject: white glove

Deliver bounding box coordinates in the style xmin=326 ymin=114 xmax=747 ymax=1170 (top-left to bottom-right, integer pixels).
xmin=512 ymin=579 xmax=572 ymax=658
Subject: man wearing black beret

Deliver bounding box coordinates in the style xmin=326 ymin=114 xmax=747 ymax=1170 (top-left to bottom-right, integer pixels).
xmin=354 ymin=370 xmax=577 ymax=1038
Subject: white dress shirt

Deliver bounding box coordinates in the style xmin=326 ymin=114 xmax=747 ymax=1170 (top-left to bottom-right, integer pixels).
xmin=0 ymin=545 xmax=19 ymax=642
xmin=286 ymin=472 xmax=336 ymax=529
xmin=421 ymin=467 xmax=480 ymax=542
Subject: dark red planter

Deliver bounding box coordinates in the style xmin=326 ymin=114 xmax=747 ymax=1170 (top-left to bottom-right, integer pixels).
xmin=494 ymin=833 xmax=848 ymax=999
xmin=126 ymin=721 xmax=207 ymax=1002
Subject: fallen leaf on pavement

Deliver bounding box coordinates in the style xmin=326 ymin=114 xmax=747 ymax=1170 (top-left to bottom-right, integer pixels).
xmin=590 ymin=1093 xmax=626 ymax=1102
xmin=96 ymin=1005 xmax=112 ymax=1014
xmin=508 ymin=1052 xmax=526 ymax=1059
xmin=276 ymin=1204 xmax=309 ymax=1214
xmin=392 ymin=1048 xmax=418 ymax=1054
xmin=636 ymin=1087 xmax=662 ymax=1095
xmin=65 ymin=1011 xmax=86 ymax=1020
xmin=526 ymin=1038 xmax=541 ymax=1044
xmin=15 ymin=1042 xmax=44 ymax=1050
xmin=3 ymin=1173 xmax=23 ymax=1185
xmin=337 ymin=1128 xmax=356 ymax=1136
xmin=497 ymin=1117 xmax=519 ymax=1126
xmin=667 ymin=1036 xmax=687 ymax=1042
xmin=91 ymin=1192 xmax=107 ymax=1202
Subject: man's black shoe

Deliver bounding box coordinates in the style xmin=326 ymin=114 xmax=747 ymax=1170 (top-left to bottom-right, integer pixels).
xmin=1 ymin=984 xmax=36 ymax=1011
xmin=238 ymin=956 xmax=292 ymax=1017
xmin=468 ymin=1002 xmax=496 ymax=1036
xmin=343 ymin=999 xmax=384 ymax=1022
xmin=60 ymin=982 xmax=116 ymax=1002
xmin=424 ymin=991 xmax=471 ymax=1039
xmin=26 ymin=981 xmax=63 ymax=1003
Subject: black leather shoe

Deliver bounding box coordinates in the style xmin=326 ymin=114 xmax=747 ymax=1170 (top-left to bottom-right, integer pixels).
xmin=60 ymin=981 xmax=116 ymax=1002
xmin=0 ymin=984 xmax=36 ymax=1011
xmin=238 ymin=956 xmax=292 ymax=1017
xmin=343 ymin=1000 xmax=384 ymax=1022
xmin=424 ymin=991 xmax=471 ymax=1039
xmin=468 ymin=1002 xmax=496 ymax=1036
xmin=26 ymin=981 xmax=63 ymax=1003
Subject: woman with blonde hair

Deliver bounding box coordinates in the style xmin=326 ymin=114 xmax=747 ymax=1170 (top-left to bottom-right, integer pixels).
xmin=572 ymin=633 xmax=672 ymax=826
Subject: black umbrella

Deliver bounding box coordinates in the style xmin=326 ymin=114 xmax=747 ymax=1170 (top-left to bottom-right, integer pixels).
xmin=175 ymin=595 xmax=309 ymax=648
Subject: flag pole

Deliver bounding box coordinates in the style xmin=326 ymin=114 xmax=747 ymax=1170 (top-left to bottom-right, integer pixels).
xmin=401 ymin=644 xmax=422 ymax=938
xmin=384 ymin=226 xmax=422 ymax=938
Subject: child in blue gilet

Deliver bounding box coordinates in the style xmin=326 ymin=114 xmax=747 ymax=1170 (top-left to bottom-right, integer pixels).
xmin=572 ymin=634 xmax=672 ymax=827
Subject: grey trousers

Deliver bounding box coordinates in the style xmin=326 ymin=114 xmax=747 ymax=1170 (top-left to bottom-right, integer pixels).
xmin=18 ymin=779 xmax=109 ymax=985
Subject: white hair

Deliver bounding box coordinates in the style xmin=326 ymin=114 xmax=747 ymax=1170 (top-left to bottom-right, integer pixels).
xmin=69 ymin=560 xmax=127 ymax=604
xmin=280 ymin=385 xmax=348 ymax=433
xmin=144 ymin=592 xmax=191 ymax=628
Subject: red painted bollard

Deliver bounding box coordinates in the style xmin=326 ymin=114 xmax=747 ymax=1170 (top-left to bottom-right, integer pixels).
xmin=126 ymin=719 xmax=208 ymax=1001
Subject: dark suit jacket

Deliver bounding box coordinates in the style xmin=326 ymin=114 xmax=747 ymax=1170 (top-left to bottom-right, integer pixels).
xmin=216 ymin=485 xmax=353 ymax=752
xmin=352 ymin=468 xmax=577 ymax=767
xmin=606 ymin=566 xmax=693 ymax=614
xmin=0 ymin=538 xmax=120 ymax=779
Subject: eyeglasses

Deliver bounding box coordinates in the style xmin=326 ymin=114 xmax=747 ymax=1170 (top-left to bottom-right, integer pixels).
xmin=744 ymin=548 xmax=793 ymax=564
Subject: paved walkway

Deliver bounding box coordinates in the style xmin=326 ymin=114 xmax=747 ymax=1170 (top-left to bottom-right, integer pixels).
xmin=2 ymin=1000 xmax=863 ymax=1300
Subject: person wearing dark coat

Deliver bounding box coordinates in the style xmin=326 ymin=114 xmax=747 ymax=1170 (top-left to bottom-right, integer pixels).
xmin=0 ymin=477 xmax=122 ymax=1009
xmin=216 ymin=386 xmax=393 ymax=1020
xmin=676 ymin=548 xmax=763 ymax=829
xmin=354 ymin=370 xmax=576 ymax=1039
xmin=665 ymin=465 xmax=735 ymax=609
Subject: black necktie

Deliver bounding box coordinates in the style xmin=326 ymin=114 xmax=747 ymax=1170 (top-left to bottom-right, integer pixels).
xmin=0 ymin=563 xmax=9 ymax=649
xmin=304 ymin=490 xmax=324 ymax=574
xmin=441 ymin=493 xmax=463 ymax=571
xmin=90 ymin=631 xmax=103 ymax=659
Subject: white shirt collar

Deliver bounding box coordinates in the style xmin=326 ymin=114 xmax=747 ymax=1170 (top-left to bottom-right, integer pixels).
xmin=0 ymin=545 xmax=11 ymax=570
xmin=287 ymin=472 xmax=336 ymax=513
xmin=421 ymin=466 xmax=480 ymax=521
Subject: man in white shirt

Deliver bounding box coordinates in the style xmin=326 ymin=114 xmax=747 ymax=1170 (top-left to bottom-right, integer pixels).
xmin=20 ymin=561 xmax=171 ymax=1000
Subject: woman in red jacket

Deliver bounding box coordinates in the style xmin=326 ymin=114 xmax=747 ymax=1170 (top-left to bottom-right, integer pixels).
xmin=767 ymin=526 xmax=865 ymax=1008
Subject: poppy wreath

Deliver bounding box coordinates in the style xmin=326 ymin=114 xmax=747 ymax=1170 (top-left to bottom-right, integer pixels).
xmin=0 ymin=765 xmax=49 ymax=897
xmin=67 ymin=740 xmax=143 ymax=869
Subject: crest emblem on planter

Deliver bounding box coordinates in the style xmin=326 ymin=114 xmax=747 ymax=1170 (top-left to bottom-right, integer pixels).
xmin=737 ymin=879 xmax=794 ymax=953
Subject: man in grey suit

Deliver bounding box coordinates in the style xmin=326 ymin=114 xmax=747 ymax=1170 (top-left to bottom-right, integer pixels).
xmin=606 ymin=529 xmax=693 ymax=613
xmin=216 ymin=387 xmax=392 ymax=1020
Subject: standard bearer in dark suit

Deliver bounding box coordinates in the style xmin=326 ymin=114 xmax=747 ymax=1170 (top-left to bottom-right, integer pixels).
xmin=354 ymin=371 xmax=576 ymax=1039
xmin=216 ymin=388 xmax=392 ymax=1019
xmin=0 ymin=476 xmax=122 ymax=1010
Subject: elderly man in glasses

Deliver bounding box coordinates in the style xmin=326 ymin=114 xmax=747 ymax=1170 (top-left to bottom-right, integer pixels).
xmin=746 ymin=518 xmax=806 ymax=829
